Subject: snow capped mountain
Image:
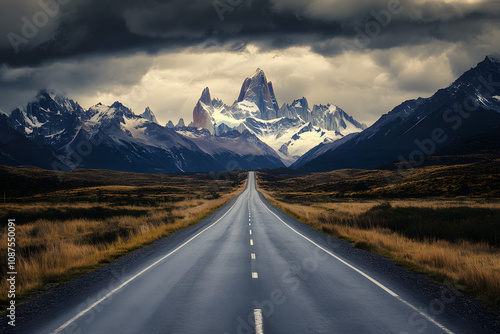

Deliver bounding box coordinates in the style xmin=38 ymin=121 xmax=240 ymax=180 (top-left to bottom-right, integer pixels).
xmin=0 ymin=112 xmax=64 ymax=169
xmin=279 ymin=98 xmax=366 ymax=132
xmin=293 ymin=56 xmax=500 ymax=171
xmin=140 ymin=107 xmax=158 ymax=124
xmin=3 ymin=89 xmax=284 ymax=172
xmin=3 ymin=57 xmax=498 ymax=173
xmin=240 ymin=117 xmax=340 ymax=164
xmin=7 ymin=90 xmax=93 ymax=157
xmin=231 ymin=68 xmax=280 ymax=120
xmin=9 ymin=89 xmax=87 ymax=138
xmin=75 ymin=102 xmax=224 ymax=172
xmin=184 ymin=68 xmax=366 ymax=164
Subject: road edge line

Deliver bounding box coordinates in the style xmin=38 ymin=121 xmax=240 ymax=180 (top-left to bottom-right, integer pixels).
xmin=51 ymin=191 xmax=244 ymax=334
xmin=260 ymin=196 xmax=455 ymax=334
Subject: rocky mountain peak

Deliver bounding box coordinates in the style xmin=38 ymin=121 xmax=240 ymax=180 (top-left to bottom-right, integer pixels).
xmin=188 ymin=68 xmax=366 ymax=163
xmin=234 ymin=68 xmax=279 ymax=119
xmin=177 ymin=118 xmax=186 ymax=127
xmin=267 ymin=81 xmax=279 ymax=111
xmin=110 ymin=101 xmax=135 ymax=117
xmin=200 ymin=87 xmax=212 ymax=105
xmin=192 ymin=86 xmax=218 ymax=133
xmin=253 ymin=68 xmax=264 ymax=76
xmin=140 ymin=106 xmax=158 ymax=124
xmin=484 ymin=55 xmax=500 ymax=64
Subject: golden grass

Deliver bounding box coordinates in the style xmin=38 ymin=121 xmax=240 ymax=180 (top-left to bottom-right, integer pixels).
xmin=258 ymin=187 xmax=500 ymax=307
xmin=256 ymin=160 xmax=500 ymax=199
xmin=0 ymin=178 xmax=246 ymax=308
xmin=309 ymin=199 xmax=500 ymax=215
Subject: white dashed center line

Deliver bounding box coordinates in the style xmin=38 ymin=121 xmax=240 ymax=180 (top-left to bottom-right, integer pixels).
xmin=254 ymin=309 xmax=263 ymax=334
xmin=50 ymin=194 xmax=242 ymax=334
xmin=252 ymin=272 xmax=259 ymax=279
xmin=249 ymin=230 xmax=252 ymax=235
xmin=251 ymin=253 xmax=256 ymax=259
xmin=250 ymin=239 xmax=253 ymax=246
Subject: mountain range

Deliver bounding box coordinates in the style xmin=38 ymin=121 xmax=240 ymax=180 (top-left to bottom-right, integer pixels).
xmin=0 ymin=68 xmax=366 ymax=173
xmin=1 ymin=57 xmax=499 ymax=174
xmin=184 ymin=68 xmax=366 ymax=164
xmin=293 ymin=56 xmax=500 ymax=171
xmin=0 ymin=89 xmax=284 ymax=173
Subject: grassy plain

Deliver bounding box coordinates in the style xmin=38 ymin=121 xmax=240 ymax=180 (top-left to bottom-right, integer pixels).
xmin=257 ymin=162 xmax=500 ymax=307
xmin=0 ymin=166 xmax=246 ymax=309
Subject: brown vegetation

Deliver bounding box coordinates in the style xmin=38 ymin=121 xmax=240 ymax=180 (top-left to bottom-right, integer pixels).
xmin=0 ymin=168 xmax=246 ymax=309
xmin=259 ymin=159 xmax=500 ymax=199
xmin=257 ymin=168 xmax=500 ymax=308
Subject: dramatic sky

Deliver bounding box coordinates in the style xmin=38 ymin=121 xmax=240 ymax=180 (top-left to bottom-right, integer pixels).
xmin=1 ymin=0 xmax=499 ymax=125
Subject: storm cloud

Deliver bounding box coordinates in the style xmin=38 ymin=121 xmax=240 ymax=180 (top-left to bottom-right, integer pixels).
xmin=1 ymin=0 xmax=499 ymax=125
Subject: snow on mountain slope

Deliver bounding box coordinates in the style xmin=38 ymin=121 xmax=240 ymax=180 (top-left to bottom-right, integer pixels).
xmin=293 ymin=55 xmax=500 ymax=171
xmin=7 ymin=90 xmax=93 ymax=156
xmin=238 ymin=117 xmax=341 ymax=165
xmin=292 ymin=132 xmax=360 ymax=168
xmin=140 ymin=107 xmax=158 ymax=124
xmin=0 ymin=112 xmax=65 ymax=169
xmin=230 ymin=68 xmax=279 ymax=120
xmin=64 ymin=101 xmax=227 ymax=172
xmin=87 ymin=102 xmax=200 ymax=149
xmin=4 ymin=90 xmax=284 ymax=172
xmin=9 ymin=89 xmax=87 ymax=139
xmin=179 ymin=68 xmax=366 ymax=165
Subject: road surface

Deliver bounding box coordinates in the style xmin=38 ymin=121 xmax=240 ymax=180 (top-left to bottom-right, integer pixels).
xmin=10 ymin=172 xmax=499 ymax=333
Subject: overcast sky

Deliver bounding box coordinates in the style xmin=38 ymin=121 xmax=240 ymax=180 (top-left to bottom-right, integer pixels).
xmin=1 ymin=0 xmax=499 ymax=126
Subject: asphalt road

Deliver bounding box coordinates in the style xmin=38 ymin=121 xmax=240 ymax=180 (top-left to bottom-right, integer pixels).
xmin=7 ymin=171 xmax=500 ymax=334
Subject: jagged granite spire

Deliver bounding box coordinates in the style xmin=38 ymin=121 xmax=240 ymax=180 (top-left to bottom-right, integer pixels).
xmin=176 ymin=118 xmax=186 ymax=127
xmin=140 ymin=107 xmax=158 ymax=124
xmin=192 ymin=87 xmax=215 ymax=133
xmin=200 ymin=87 xmax=212 ymax=105
xmin=233 ymin=68 xmax=279 ymax=120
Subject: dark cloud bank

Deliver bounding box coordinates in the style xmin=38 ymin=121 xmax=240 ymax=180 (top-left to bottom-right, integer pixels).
xmin=0 ymin=0 xmax=499 ymax=122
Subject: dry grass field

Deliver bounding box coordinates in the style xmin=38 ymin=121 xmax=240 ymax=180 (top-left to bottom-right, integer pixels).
xmin=257 ymin=164 xmax=500 ymax=308
xmin=260 ymin=159 xmax=500 ymax=200
xmin=1 ymin=161 xmax=499 ymax=310
xmin=0 ymin=167 xmax=246 ymax=309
